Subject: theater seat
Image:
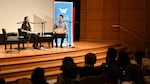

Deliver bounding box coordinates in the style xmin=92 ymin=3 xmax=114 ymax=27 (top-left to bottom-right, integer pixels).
xmin=79 ymin=75 xmax=104 ymax=84
xmin=2 ymin=28 xmax=20 ymax=51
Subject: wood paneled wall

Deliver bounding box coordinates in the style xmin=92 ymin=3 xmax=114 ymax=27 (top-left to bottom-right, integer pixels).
xmin=120 ymin=0 xmax=150 ymax=50
xmin=80 ymin=0 xmax=87 ymax=40
xmin=80 ymin=0 xmax=150 ymax=51
xmin=103 ymin=0 xmax=120 ymax=41
xmin=80 ymin=0 xmax=120 ymax=41
xmin=147 ymin=0 xmax=150 ymax=40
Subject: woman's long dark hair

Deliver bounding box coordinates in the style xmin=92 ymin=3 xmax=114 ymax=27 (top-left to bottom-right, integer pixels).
xmin=23 ymin=16 xmax=30 ymax=24
xmin=24 ymin=16 xmax=28 ymax=23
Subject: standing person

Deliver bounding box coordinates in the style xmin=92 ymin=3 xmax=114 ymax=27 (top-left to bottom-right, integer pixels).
xmin=21 ymin=16 xmax=39 ymax=49
xmin=54 ymin=15 xmax=67 ymax=48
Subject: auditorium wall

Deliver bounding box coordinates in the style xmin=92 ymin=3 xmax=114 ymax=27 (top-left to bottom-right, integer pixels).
xmin=80 ymin=0 xmax=150 ymax=51
xmin=0 ymin=0 xmax=54 ymax=33
xmin=147 ymin=0 xmax=150 ymax=52
xmin=80 ymin=0 xmax=120 ymax=41
xmin=120 ymin=0 xmax=150 ymax=51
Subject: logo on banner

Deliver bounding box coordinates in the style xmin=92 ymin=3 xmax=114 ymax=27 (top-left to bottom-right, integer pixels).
xmin=59 ymin=8 xmax=68 ymax=14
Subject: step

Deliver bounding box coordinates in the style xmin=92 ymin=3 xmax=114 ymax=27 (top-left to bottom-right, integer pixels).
xmin=1 ymin=55 xmax=105 ymax=78
xmin=4 ymin=59 xmax=106 ymax=83
xmin=0 ymin=42 xmax=124 ymax=83
xmin=0 ymin=46 xmax=124 ymax=66
xmin=0 ymin=49 xmax=107 ymax=69
xmin=0 ymin=46 xmax=124 ymax=76
xmin=0 ymin=53 xmax=106 ymax=75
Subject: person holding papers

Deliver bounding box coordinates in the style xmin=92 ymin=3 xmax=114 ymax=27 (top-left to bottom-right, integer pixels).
xmin=21 ymin=16 xmax=39 ymax=49
xmin=54 ymin=15 xmax=67 ymax=48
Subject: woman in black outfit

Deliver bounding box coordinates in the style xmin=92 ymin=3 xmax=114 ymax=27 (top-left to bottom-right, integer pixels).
xmin=21 ymin=16 xmax=39 ymax=49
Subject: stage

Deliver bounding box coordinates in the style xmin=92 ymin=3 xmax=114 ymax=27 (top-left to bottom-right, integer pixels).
xmin=0 ymin=41 xmax=123 ymax=83
xmin=0 ymin=41 xmax=121 ymax=58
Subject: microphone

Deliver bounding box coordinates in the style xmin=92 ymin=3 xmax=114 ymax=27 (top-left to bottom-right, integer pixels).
xmin=39 ymin=21 xmax=46 ymax=24
xmin=17 ymin=21 xmax=35 ymax=24
xmin=64 ymin=21 xmax=72 ymax=23
xmin=16 ymin=21 xmax=23 ymax=24
xmin=30 ymin=22 xmax=36 ymax=24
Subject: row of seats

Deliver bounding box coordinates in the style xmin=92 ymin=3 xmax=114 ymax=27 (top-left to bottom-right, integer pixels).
xmin=0 ymin=75 xmax=104 ymax=84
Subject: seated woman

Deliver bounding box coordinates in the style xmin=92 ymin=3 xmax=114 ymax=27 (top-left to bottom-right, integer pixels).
xmin=21 ymin=16 xmax=39 ymax=49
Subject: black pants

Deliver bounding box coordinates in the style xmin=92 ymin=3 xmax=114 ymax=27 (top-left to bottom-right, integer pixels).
xmin=21 ymin=32 xmax=39 ymax=48
xmin=25 ymin=33 xmax=39 ymax=48
xmin=31 ymin=33 xmax=39 ymax=48
xmin=54 ymin=34 xmax=66 ymax=47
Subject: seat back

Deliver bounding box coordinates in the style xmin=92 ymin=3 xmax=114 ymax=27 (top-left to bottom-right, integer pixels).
xmin=18 ymin=28 xmax=27 ymax=39
xmin=15 ymin=78 xmax=32 ymax=84
xmin=2 ymin=28 xmax=7 ymax=40
xmin=18 ymin=28 xmax=22 ymax=36
xmin=79 ymin=75 xmax=105 ymax=84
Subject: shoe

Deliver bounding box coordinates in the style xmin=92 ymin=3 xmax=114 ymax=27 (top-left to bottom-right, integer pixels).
xmin=34 ymin=47 xmax=39 ymax=49
xmin=32 ymin=44 xmax=35 ymax=48
xmin=60 ymin=45 xmax=63 ymax=48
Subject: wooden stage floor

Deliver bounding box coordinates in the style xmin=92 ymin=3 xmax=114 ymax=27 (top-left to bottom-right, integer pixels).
xmin=0 ymin=41 xmax=120 ymax=59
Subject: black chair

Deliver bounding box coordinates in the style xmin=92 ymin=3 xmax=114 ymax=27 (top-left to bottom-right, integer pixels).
xmin=79 ymin=75 xmax=105 ymax=84
xmin=39 ymin=32 xmax=54 ymax=48
xmin=2 ymin=28 xmax=20 ymax=50
xmin=18 ymin=28 xmax=28 ymax=49
xmin=15 ymin=78 xmax=32 ymax=84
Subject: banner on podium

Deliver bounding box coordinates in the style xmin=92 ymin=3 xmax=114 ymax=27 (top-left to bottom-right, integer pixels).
xmin=54 ymin=1 xmax=74 ymax=46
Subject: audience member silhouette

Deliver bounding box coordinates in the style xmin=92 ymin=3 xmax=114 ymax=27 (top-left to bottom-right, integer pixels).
xmin=60 ymin=57 xmax=74 ymax=70
xmin=134 ymin=51 xmax=145 ymax=66
xmin=0 ymin=78 xmax=5 ymax=84
xmin=56 ymin=57 xmax=79 ymax=84
xmin=134 ymin=51 xmax=149 ymax=75
xmin=100 ymin=48 xmax=120 ymax=84
xmin=31 ymin=67 xmax=49 ymax=84
xmin=118 ymin=50 xmax=131 ymax=67
xmin=118 ymin=50 xmax=145 ymax=84
xmin=79 ymin=53 xmax=99 ymax=77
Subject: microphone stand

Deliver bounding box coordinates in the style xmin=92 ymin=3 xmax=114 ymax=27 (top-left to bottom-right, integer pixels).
xmin=40 ymin=21 xmax=46 ymax=49
xmin=64 ymin=21 xmax=75 ymax=48
xmin=41 ymin=22 xmax=45 ymax=36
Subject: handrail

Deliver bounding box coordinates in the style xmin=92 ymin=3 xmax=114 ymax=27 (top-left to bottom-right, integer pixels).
xmin=120 ymin=25 xmax=144 ymax=41
xmin=113 ymin=25 xmax=150 ymax=42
